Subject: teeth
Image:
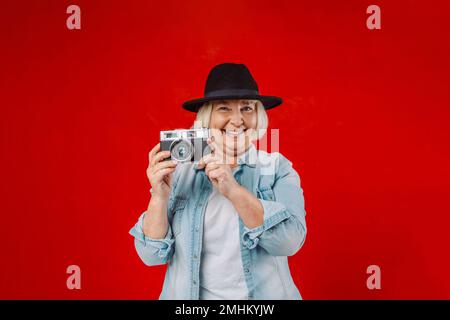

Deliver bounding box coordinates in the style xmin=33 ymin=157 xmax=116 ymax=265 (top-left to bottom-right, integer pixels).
xmin=225 ymin=129 xmax=245 ymax=136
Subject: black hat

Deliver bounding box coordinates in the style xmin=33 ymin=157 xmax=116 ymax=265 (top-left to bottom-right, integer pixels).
xmin=182 ymin=63 xmax=283 ymax=112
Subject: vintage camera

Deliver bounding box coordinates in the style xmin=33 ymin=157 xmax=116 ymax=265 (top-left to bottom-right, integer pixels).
xmin=160 ymin=128 xmax=211 ymax=163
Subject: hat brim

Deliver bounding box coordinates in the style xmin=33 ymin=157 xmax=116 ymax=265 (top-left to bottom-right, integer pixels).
xmin=182 ymin=95 xmax=283 ymax=113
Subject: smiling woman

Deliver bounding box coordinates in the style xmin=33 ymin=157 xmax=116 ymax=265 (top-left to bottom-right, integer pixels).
xmin=194 ymin=99 xmax=268 ymax=141
xmin=129 ymin=63 xmax=307 ymax=300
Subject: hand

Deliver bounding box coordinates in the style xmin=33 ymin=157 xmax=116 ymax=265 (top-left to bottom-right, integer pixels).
xmin=198 ymin=137 xmax=240 ymax=198
xmin=146 ymin=143 xmax=178 ymax=200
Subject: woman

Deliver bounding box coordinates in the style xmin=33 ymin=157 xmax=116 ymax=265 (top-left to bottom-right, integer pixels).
xmin=129 ymin=63 xmax=307 ymax=300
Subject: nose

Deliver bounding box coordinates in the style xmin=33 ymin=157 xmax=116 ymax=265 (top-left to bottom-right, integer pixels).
xmin=229 ymin=108 xmax=244 ymax=127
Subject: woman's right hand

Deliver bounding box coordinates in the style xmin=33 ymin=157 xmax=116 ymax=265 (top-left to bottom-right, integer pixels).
xmin=146 ymin=143 xmax=178 ymax=201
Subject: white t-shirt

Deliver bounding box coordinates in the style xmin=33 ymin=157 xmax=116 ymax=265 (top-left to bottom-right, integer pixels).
xmin=199 ymin=183 xmax=248 ymax=300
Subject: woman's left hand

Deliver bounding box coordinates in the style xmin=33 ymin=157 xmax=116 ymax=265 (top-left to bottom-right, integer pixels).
xmin=197 ymin=137 xmax=241 ymax=198
xmin=198 ymin=134 xmax=264 ymax=229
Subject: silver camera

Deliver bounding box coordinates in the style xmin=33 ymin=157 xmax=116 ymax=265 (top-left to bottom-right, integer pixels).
xmin=160 ymin=128 xmax=211 ymax=163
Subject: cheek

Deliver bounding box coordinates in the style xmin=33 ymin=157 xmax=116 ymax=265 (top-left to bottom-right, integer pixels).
xmin=209 ymin=113 xmax=227 ymax=128
xmin=244 ymin=114 xmax=257 ymax=129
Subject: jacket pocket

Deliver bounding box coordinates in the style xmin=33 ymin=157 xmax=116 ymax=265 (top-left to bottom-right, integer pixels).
xmin=171 ymin=198 xmax=187 ymax=237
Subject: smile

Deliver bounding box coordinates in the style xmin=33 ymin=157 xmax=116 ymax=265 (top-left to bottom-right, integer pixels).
xmin=221 ymin=129 xmax=246 ymax=137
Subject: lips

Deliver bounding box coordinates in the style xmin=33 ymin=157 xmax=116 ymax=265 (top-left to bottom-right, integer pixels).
xmin=221 ymin=129 xmax=246 ymax=137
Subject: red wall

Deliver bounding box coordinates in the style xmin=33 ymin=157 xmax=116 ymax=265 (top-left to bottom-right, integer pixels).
xmin=0 ymin=0 xmax=449 ymax=299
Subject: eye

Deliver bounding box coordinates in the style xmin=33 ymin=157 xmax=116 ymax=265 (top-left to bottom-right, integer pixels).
xmin=241 ymin=106 xmax=254 ymax=112
xmin=217 ymin=106 xmax=230 ymax=111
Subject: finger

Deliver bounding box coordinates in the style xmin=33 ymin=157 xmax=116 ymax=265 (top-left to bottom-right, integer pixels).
xmin=207 ymin=148 xmax=232 ymax=165
xmin=197 ymin=156 xmax=207 ymax=169
xmin=209 ymin=128 xmax=223 ymax=142
xmin=206 ymin=136 xmax=219 ymax=158
xmin=207 ymin=139 xmax=220 ymax=154
xmin=206 ymin=139 xmax=215 ymax=155
xmin=208 ymin=168 xmax=222 ymax=180
xmin=210 ymin=131 xmax=229 ymax=153
xmin=209 ymin=130 xmax=238 ymax=156
xmin=205 ymin=162 xmax=221 ymax=170
xmin=210 ymin=178 xmax=218 ymax=188
xmin=198 ymin=153 xmax=215 ymax=169
xmin=153 ymin=167 xmax=176 ymax=182
xmin=151 ymin=150 xmax=172 ymax=167
xmin=149 ymin=143 xmax=161 ymax=163
xmin=207 ymin=137 xmax=231 ymax=162
xmin=153 ymin=159 xmax=178 ymax=173
xmin=212 ymin=136 xmax=236 ymax=161
xmin=163 ymin=171 xmax=173 ymax=186
xmin=208 ymin=131 xmax=224 ymax=147
xmin=205 ymin=163 xmax=220 ymax=176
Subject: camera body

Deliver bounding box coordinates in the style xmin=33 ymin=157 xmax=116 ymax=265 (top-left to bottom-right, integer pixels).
xmin=160 ymin=128 xmax=211 ymax=163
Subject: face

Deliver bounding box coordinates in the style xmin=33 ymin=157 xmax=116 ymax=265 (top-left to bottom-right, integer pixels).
xmin=209 ymin=99 xmax=257 ymax=157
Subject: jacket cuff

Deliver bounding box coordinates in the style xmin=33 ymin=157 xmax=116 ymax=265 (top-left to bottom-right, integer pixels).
xmin=241 ymin=200 xmax=292 ymax=249
xmin=129 ymin=212 xmax=174 ymax=258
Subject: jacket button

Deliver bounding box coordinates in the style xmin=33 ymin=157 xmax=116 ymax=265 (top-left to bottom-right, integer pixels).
xmin=244 ymin=268 xmax=249 ymax=273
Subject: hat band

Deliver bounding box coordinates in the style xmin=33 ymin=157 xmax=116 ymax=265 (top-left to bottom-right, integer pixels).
xmin=205 ymin=89 xmax=260 ymax=98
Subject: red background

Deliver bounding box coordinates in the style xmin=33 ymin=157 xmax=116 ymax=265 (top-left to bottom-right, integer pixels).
xmin=1 ymin=0 xmax=449 ymax=299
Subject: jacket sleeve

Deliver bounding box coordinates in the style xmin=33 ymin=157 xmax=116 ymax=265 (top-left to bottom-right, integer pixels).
xmin=241 ymin=154 xmax=307 ymax=256
xmin=129 ymin=166 xmax=183 ymax=266
xmin=129 ymin=212 xmax=175 ymax=266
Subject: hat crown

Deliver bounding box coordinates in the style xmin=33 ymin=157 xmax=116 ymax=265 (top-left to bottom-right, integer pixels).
xmin=182 ymin=62 xmax=282 ymax=112
xmin=204 ymin=63 xmax=259 ymax=95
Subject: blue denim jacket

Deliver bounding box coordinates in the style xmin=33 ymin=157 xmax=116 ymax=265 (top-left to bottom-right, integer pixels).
xmin=129 ymin=145 xmax=307 ymax=299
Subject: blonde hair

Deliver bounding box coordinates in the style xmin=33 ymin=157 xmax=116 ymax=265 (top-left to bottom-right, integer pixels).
xmin=193 ymin=99 xmax=268 ymax=141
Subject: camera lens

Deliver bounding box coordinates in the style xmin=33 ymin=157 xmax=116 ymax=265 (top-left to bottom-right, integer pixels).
xmin=170 ymin=140 xmax=193 ymax=162
xmin=178 ymin=147 xmax=187 ymax=157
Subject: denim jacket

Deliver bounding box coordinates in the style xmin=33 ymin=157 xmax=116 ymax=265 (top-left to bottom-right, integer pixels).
xmin=129 ymin=145 xmax=307 ymax=300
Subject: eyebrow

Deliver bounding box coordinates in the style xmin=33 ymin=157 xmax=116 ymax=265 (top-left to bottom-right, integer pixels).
xmin=241 ymin=101 xmax=256 ymax=107
xmin=215 ymin=100 xmax=254 ymax=107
